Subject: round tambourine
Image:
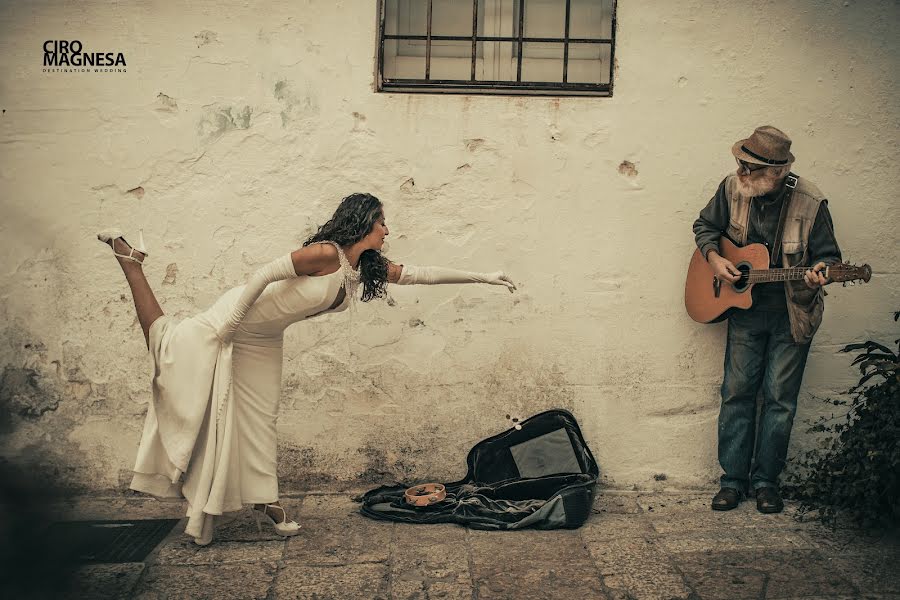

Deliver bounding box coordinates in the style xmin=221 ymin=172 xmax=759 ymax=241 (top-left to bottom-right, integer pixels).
xmin=404 ymin=483 xmax=447 ymax=507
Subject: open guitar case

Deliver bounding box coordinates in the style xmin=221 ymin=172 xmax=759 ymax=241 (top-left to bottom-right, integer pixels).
xmin=358 ymin=409 xmax=599 ymax=530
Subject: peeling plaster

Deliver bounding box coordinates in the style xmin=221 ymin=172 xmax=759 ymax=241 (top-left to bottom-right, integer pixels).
xmin=0 ymin=366 xmax=61 ymax=425
xmin=162 ymin=263 xmax=178 ymax=285
xmin=197 ymin=105 xmax=252 ymax=140
xmin=464 ymin=138 xmax=485 ymax=152
xmin=155 ymin=93 xmax=178 ymax=112
xmin=0 ymin=317 xmax=149 ymax=491
xmin=618 ymin=160 xmax=638 ymax=178
xmin=194 ymin=30 xmax=219 ymax=47
xmin=273 ymin=79 xmax=319 ymax=127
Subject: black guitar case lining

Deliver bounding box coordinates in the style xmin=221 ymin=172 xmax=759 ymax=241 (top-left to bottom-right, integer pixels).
xmin=358 ymin=409 xmax=599 ymax=530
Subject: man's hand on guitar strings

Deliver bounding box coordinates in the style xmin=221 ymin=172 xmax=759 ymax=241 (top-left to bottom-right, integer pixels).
xmin=707 ymin=251 xmax=741 ymax=284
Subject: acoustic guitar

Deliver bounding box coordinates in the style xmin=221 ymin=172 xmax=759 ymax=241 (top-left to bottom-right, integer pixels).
xmin=685 ymin=236 xmax=871 ymax=323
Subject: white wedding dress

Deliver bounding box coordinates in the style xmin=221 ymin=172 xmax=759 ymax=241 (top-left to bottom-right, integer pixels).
xmin=130 ymin=242 xmax=358 ymax=542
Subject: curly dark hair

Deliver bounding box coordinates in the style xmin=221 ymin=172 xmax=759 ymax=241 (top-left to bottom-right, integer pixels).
xmin=303 ymin=192 xmax=389 ymax=302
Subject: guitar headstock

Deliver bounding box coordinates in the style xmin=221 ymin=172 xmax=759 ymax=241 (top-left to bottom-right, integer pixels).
xmin=828 ymin=263 xmax=872 ymax=284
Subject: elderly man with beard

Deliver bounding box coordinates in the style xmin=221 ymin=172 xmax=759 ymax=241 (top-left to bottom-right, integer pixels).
xmin=692 ymin=126 xmax=842 ymax=513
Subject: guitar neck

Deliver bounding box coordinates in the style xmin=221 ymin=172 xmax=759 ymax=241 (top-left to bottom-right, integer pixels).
xmin=747 ymin=267 xmax=812 ymax=283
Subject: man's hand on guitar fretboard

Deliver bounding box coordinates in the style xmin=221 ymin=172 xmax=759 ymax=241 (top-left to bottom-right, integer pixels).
xmin=803 ymin=261 xmax=828 ymax=289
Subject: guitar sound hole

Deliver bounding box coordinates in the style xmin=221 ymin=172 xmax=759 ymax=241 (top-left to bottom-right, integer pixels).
xmin=732 ymin=263 xmax=752 ymax=293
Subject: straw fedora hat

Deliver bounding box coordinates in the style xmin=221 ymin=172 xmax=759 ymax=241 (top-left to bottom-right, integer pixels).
xmin=732 ymin=125 xmax=795 ymax=166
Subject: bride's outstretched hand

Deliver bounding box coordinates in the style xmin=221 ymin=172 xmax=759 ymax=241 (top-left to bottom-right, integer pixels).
xmin=487 ymin=271 xmax=517 ymax=292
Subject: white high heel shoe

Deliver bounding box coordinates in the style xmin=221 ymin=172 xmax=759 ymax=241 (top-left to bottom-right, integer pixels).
xmin=252 ymin=504 xmax=301 ymax=537
xmin=97 ymin=228 xmax=149 ymax=264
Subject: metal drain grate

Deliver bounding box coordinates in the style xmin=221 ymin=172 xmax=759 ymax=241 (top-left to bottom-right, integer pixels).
xmin=44 ymin=519 xmax=179 ymax=564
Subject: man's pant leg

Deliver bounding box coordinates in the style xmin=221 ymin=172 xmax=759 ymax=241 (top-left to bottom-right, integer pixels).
xmin=719 ymin=311 xmax=767 ymax=493
xmin=751 ymin=312 xmax=812 ymax=490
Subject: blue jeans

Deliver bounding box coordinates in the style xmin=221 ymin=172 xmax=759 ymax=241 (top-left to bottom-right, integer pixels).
xmin=718 ymin=309 xmax=811 ymax=493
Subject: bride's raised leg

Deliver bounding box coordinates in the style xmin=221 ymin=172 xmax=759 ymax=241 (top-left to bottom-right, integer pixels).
xmin=100 ymin=235 xmax=163 ymax=347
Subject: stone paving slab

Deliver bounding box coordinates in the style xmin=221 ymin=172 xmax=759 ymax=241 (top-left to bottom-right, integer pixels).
xmin=467 ymin=527 xmax=589 ymax=564
xmin=393 ymin=522 xmax=468 ymax=547
xmin=389 ymin=523 xmax=471 ymax=598
xmin=285 ymin=513 xmax=393 ymax=566
xmin=581 ymin=513 xmax=657 ymax=541
xmin=672 ymin=549 xmax=858 ymax=600
xmin=799 ymin=522 xmax=900 ymax=555
xmin=649 ymin=512 xmax=801 ymax=535
xmin=603 ymin=574 xmax=694 ymax=600
xmin=296 ymin=492 xmax=361 ymax=520
xmin=392 ymin=524 xmax=468 ymax=575
xmin=468 ymin=528 xmax=607 ymax=599
xmin=391 ymin=578 xmax=472 ymax=600
xmin=60 ymin=563 xmax=146 ymax=600
xmin=657 ymin=525 xmax=814 ymax=553
xmin=747 ymin=554 xmax=858 ymax=599
xmin=473 ymin=560 xmax=606 ymax=600
xmin=666 ymin=554 xmax=767 ymax=600
xmin=132 ymin=563 xmax=277 ymax=599
xmin=272 ymin=563 xmax=390 ymax=600
xmin=156 ymin=537 xmax=285 ymax=565
xmin=585 ymin=536 xmax=694 ymax=600
xmin=593 ymin=492 xmax=644 ymax=514
xmin=832 ymin=552 xmax=900 ymax=596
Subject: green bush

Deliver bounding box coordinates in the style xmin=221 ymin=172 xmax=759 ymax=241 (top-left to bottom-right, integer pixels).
xmin=784 ymin=311 xmax=900 ymax=527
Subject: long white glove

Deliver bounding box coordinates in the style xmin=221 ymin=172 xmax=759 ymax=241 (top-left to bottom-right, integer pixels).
xmin=217 ymin=254 xmax=296 ymax=343
xmin=397 ymin=264 xmax=516 ymax=292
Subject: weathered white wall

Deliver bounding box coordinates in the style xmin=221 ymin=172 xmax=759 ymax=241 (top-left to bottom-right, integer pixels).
xmin=1 ymin=0 xmax=897 ymax=493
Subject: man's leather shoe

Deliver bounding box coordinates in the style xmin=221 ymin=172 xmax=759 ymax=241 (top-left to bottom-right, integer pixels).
xmin=711 ymin=487 xmax=742 ymax=511
xmin=755 ymin=487 xmax=784 ymax=513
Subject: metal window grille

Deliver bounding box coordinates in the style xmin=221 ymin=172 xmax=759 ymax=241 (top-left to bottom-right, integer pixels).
xmin=377 ymin=0 xmax=616 ymax=97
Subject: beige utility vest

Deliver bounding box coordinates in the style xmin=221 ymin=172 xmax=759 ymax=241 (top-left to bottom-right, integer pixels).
xmin=723 ymin=174 xmax=826 ymax=345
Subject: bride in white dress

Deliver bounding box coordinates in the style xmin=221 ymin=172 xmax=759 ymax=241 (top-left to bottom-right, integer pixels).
xmin=97 ymin=192 xmax=516 ymax=546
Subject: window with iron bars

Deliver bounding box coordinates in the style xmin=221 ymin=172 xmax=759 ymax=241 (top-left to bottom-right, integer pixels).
xmin=377 ymin=0 xmax=616 ymax=97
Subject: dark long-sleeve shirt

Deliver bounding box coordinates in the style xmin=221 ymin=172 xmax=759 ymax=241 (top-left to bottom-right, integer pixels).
xmin=693 ymin=177 xmax=842 ymax=311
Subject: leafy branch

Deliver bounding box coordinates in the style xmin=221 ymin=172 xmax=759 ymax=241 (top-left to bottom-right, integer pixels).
xmin=783 ymin=310 xmax=900 ymax=528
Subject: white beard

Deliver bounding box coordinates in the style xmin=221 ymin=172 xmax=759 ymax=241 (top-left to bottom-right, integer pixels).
xmin=736 ymin=173 xmax=780 ymax=197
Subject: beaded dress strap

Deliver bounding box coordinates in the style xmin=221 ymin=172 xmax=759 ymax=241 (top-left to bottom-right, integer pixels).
xmin=318 ymin=241 xmax=360 ymax=306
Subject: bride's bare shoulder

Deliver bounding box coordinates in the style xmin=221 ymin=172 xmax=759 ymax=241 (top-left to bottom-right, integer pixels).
xmin=290 ymin=242 xmax=340 ymax=276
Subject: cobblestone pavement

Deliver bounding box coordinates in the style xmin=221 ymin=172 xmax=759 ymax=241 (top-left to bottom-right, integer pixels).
xmin=21 ymin=491 xmax=900 ymax=599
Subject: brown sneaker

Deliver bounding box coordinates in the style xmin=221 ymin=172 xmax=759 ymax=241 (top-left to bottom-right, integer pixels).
xmin=711 ymin=487 xmax=742 ymax=511
xmin=755 ymin=487 xmax=784 ymax=514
